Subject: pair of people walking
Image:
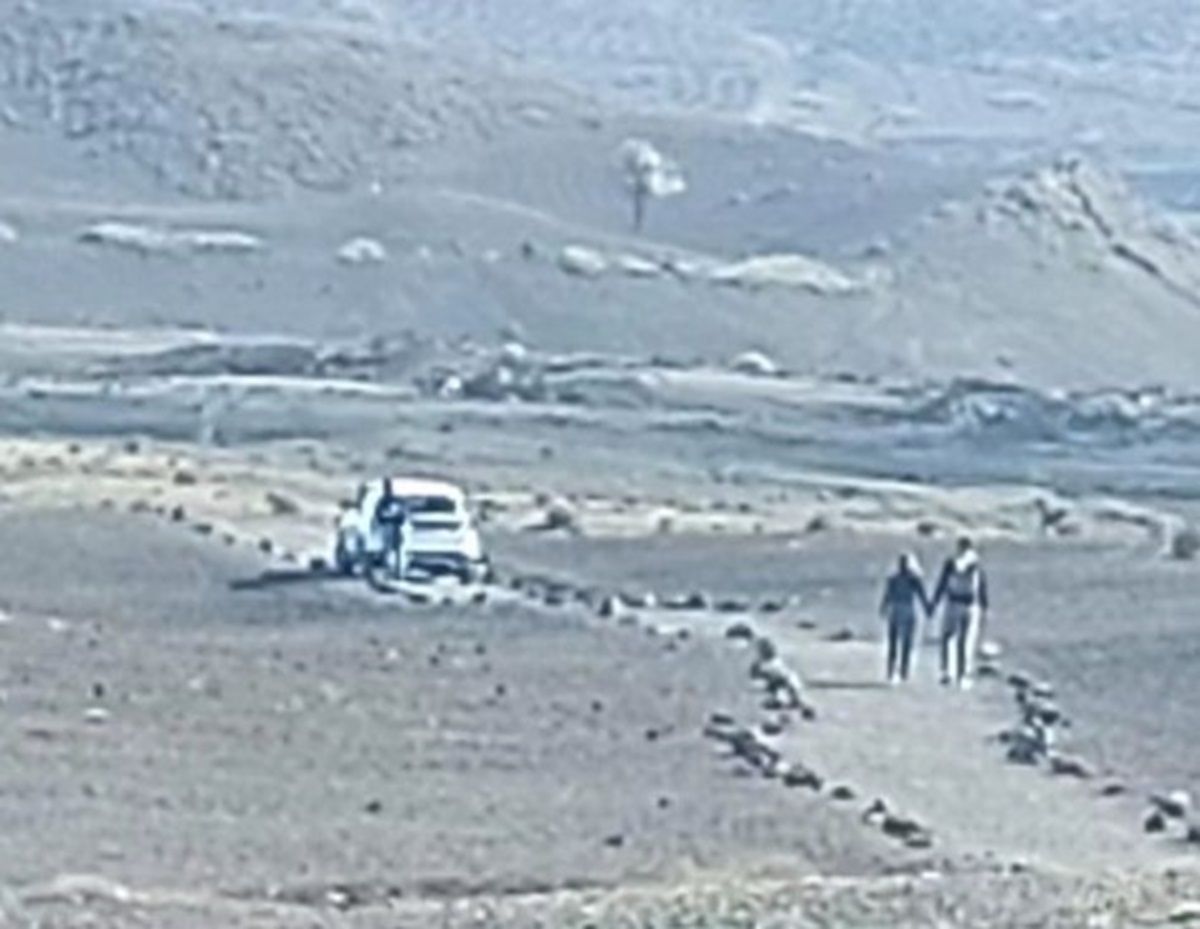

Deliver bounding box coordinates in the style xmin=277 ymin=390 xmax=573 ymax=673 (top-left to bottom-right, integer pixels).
xmin=879 ymin=537 xmax=989 ymax=688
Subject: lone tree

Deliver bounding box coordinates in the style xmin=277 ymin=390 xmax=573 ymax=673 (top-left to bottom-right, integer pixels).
xmin=619 ymin=138 xmax=686 ymax=232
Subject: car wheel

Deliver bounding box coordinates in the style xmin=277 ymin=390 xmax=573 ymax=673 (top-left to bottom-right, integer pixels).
xmin=334 ymin=537 xmax=358 ymax=576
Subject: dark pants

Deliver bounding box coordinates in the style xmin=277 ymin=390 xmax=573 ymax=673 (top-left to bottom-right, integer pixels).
xmin=887 ymin=612 xmax=917 ymax=680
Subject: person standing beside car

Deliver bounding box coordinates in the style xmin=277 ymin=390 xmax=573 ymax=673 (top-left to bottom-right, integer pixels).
xmin=374 ymin=478 xmax=410 ymax=580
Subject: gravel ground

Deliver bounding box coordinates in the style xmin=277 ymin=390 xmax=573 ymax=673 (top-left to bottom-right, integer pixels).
xmin=0 ymin=509 xmax=903 ymax=903
xmin=496 ymin=530 xmax=1200 ymax=813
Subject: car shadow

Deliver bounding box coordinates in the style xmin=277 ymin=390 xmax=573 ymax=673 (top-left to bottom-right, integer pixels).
xmin=228 ymin=567 xmax=349 ymax=592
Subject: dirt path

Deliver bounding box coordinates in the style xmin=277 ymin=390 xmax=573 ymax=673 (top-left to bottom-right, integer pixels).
xmin=757 ymin=626 xmax=1175 ymax=873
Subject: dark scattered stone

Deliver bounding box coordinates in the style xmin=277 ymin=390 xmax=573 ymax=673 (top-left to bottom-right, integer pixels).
xmin=724 ymin=622 xmax=756 ymax=642
xmin=598 ymin=596 xmax=623 ymax=619
xmin=1007 ymin=672 xmax=1033 ymax=691
xmin=603 ymin=834 xmax=626 ymax=849
xmin=827 ymin=628 xmax=855 ymax=643
xmin=1049 ymin=754 xmax=1093 ymax=780
xmin=862 ymin=798 xmax=888 ymax=823
xmin=258 ymin=538 xmax=274 ymax=554
xmin=170 ymin=505 xmax=187 ymax=523
xmin=829 ymin=784 xmax=857 ymax=802
xmin=1151 ymin=790 xmax=1192 ymax=819
xmin=782 ymin=766 xmax=823 ymax=791
xmin=805 ymin=515 xmax=831 ymax=534
xmin=1144 ymin=810 xmax=1168 ymax=834
xmin=716 ymin=598 xmax=751 ymax=614
xmin=172 ymin=470 xmax=198 ymax=486
xmin=881 ymin=814 xmax=925 ymax=841
xmin=309 ymin=557 xmax=328 ymax=573
xmin=760 ymin=718 xmax=786 ymax=737
xmin=1100 ymin=781 xmax=1127 ymax=798
xmin=363 ymin=799 xmax=383 ymax=815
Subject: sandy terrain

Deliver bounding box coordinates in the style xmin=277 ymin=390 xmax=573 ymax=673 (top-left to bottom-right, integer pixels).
xmin=7 ymin=3 xmax=1200 ymax=924
xmin=0 ymin=509 xmax=912 ymax=911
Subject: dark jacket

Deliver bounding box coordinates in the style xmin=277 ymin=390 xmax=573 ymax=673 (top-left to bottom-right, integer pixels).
xmin=880 ymin=570 xmax=930 ymax=620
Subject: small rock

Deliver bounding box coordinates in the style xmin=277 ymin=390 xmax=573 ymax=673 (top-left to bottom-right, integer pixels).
xmin=1007 ymin=672 xmax=1033 ymax=691
xmin=598 ymin=596 xmax=626 ymax=620
xmin=1151 ymin=790 xmax=1192 ymax=819
xmin=979 ymin=641 xmax=1004 ymax=661
xmin=1049 ymin=753 xmax=1093 ymax=780
xmin=363 ymin=799 xmax=384 ymax=815
xmin=602 ymin=833 xmax=625 ymax=849
xmin=265 ymin=491 xmax=301 ymax=516
xmin=716 ymin=598 xmax=751 ymax=614
xmin=666 ymin=592 xmax=710 ymax=611
xmin=1145 ymin=810 xmax=1169 ymax=834
xmin=760 ymin=718 xmax=786 ymax=737
xmin=862 ymin=798 xmax=889 ymax=823
xmin=881 ymin=813 xmax=925 ymax=841
xmin=829 ymin=784 xmax=857 ymax=802
xmin=1169 ymin=526 xmax=1200 ymax=561
xmin=805 ymin=514 xmax=831 ymax=534
xmin=83 ymin=707 xmax=110 ymax=725
xmin=1100 ymin=781 xmax=1127 ymax=797
xmin=724 ymin=621 xmax=756 ymax=642
xmin=559 ymin=245 xmax=609 ymax=278
xmin=729 ymin=350 xmax=779 ymax=378
xmin=827 ymin=628 xmax=855 ymax=643
xmin=309 ymin=557 xmax=328 ymax=573
xmin=172 ymin=470 xmax=198 ymax=486
xmin=170 ymin=506 xmax=187 ymax=523
xmin=337 ymin=236 xmax=388 ymax=266
xmin=1168 ymin=901 xmax=1200 ymax=923
xmin=782 ymin=766 xmax=823 ymax=791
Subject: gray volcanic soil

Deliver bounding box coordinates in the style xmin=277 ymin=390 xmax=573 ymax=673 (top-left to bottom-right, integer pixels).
xmin=497 ymin=531 xmax=1200 ymax=806
xmin=0 ymin=509 xmax=904 ymax=899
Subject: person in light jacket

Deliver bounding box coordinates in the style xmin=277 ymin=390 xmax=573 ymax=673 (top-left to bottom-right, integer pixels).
xmin=931 ymin=537 xmax=990 ymax=690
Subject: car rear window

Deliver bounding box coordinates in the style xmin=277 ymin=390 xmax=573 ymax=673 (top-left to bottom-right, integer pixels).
xmin=401 ymin=495 xmax=458 ymax=515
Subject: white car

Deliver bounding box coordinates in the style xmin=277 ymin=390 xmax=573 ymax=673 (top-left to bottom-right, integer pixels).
xmin=333 ymin=477 xmax=487 ymax=583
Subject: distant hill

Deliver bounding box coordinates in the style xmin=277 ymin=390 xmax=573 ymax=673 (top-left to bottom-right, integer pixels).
xmin=3 ymin=1 xmax=1200 ymax=391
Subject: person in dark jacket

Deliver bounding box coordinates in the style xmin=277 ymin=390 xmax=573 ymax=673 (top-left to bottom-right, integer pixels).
xmin=931 ymin=537 xmax=990 ymax=689
xmin=879 ymin=553 xmax=930 ymax=684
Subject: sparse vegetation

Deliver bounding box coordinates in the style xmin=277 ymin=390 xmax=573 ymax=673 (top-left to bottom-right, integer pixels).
xmin=618 ymin=139 xmax=687 ymax=233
